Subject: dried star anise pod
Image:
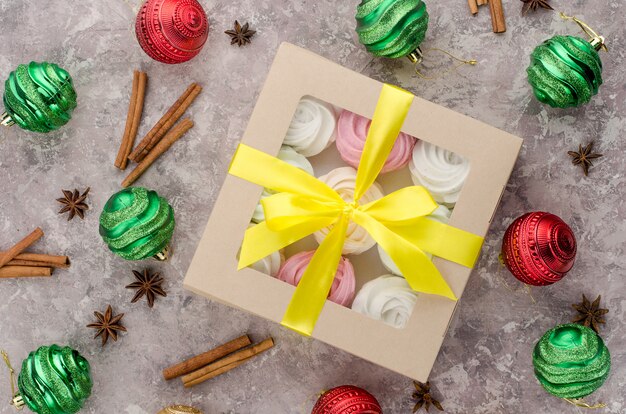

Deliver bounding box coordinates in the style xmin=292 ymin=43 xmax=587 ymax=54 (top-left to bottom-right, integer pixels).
xmin=521 ymin=0 xmax=554 ymax=13
xmin=225 ymin=20 xmax=256 ymax=47
xmin=521 ymin=0 xmax=553 ymax=13
xmin=86 ymin=305 xmax=127 ymax=347
xmin=572 ymin=294 xmax=608 ymax=333
xmin=567 ymin=142 xmax=603 ymax=176
xmin=126 ymin=269 xmax=167 ymax=308
xmin=56 ymin=187 xmax=90 ymax=220
xmin=413 ymin=381 xmax=444 ymax=413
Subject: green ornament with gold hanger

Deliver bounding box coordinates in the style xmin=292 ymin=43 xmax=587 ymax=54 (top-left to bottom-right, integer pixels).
xmin=99 ymin=187 xmax=175 ymax=261
xmin=2 ymin=345 xmax=92 ymax=414
xmin=527 ymin=13 xmax=607 ymax=108
xmin=1 ymin=62 xmax=77 ymax=133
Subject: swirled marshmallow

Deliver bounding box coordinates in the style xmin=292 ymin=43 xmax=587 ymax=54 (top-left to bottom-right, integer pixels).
xmin=336 ymin=110 xmax=417 ymax=173
xmin=277 ymin=250 xmax=356 ymax=306
xmin=409 ymin=141 xmax=470 ymax=207
xmin=351 ymin=274 xmax=418 ymax=329
xmin=283 ymin=97 xmax=337 ymax=157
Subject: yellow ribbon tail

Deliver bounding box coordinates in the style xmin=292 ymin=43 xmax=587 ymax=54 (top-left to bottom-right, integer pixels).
xmin=229 ymin=143 xmax=342 ymax=202
xmin=354 ymin=84 xmax=414 ymax=200
xmin=238 ymin=218 xmax=335 ymax=269
xmin=385 ymin=218 xmax=483 ymax=268
xmin=281 ymin=217 xmax=350 ymax=336
xmin=353 ymin=211 xmax=457 ymax=300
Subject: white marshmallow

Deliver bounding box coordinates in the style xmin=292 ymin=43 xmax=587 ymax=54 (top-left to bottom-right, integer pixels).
xmin=352 ymin=274 xmax=418 ymax=329
xmin=409 ymin=141 xmax=469 ymax=207
xmin=283 ymin=97 xmax=337 ymax=157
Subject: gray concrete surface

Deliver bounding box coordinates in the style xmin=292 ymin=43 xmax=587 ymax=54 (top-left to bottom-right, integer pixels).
xmin=0 ymin=0 xmax=624 ymax=413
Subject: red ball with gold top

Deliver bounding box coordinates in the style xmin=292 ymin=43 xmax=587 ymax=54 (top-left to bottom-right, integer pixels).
xmin=501 ymin=211 xmax=577 ymax=286
xmin=311 ymin=385 xmax=382 ymax=414
xmin=135 ymin=0 xmax=209 ymax=64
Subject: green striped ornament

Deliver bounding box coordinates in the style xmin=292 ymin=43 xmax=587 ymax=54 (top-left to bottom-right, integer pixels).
xmin=99 ymin=187 xmax=175 ymax=261
xmin=355 ymin=0 xmax=429 ymax=59
xmin=17 ymin=345 xmax=92 ymax=414
xmin=527 ymin=35 xmax=603 ymax=108
xmin=3 ymin=62 xmax=77 ymax=132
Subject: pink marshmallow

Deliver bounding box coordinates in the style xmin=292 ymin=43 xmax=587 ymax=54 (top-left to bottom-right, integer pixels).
xmin=276 ymin=250 xmax=356 ymax=307
xmin=336 ymin=110 xmax=417 ymax=173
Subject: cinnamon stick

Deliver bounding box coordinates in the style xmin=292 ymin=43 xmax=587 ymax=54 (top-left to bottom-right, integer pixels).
xmin=1 ymin=253 xmax=70 ymax=268
xmin=0 ymin=266 xmax=52 ymax=278
xmin=122 ymin=118 xmax=194 ymax=188
xmin=489 ymin=0 xmax=506 ymax=33
xmin=115 ymin=71 xmax=140 ymax=169
xmin=468 ymin=0 xmax=479 ymax=14
xmin=125 ymin=71 xmax=148 ymax=165
xmin=182 ymin=338 xmax=274 ymax=387
xmin=0 ymin=228 xmax=44 ymax=269
xmin=477 ymin=0 xmax=488 ymax=6
xmin=129 ymin=83 xmax=201 ymax=162
xmin=163 ymin=334 xmax=251 ymax=380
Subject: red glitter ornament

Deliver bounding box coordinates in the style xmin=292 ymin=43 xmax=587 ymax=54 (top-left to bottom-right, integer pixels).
xmin=135 ymin=0 xmax=209 ymax=64
xmin=501 ymin=212 xmax=577 ymax=286
xmin=311 ymin=385 xmax=382 ymax=414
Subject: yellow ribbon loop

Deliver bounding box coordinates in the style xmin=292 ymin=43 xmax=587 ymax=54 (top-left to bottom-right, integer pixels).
xmin=229 ymin=84 xmax=484 ymax=335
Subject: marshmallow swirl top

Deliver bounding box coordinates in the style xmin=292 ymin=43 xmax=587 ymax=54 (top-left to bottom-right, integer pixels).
xmin=409 ymin=141 xmax=470 ymax=207
xmin=336 ymin=110 xmax=417 ymax=173
xmin=251 ymin=145 xmax=314 ymax=223
xmin=351 ymin=274 xmax=418 ymax=329
xmin=276 ymin=250 xmax=356 ymax=307
xmin=313 ymin=167 xmax=384 ymax=255
xmin=283 ymin=97 xmax=337 ymax=157
xmin=377 ymin=205 xmax=451 ymax=275
xmin=249 ymin=249 xmax=284 ymax=277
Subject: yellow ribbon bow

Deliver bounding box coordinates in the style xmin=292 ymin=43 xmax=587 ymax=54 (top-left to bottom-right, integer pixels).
xmin=229 ymin=84 xmax=484 ymax=336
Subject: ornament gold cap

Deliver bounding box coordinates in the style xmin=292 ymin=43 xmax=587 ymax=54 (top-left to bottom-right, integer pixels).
xmin=560 ymin=12 xmax=608 ymax=52
xmin=407 ymin=48 xmax=424 ymax=65
xmin=153 ymin=245 xmax=171 ymax=261
xmin=158 ymin=405 xmax=202 ymax=414
xmin=1 ymin=112 xmax=15 ymax=127
xmin=590 ymin=36 xmax=606 ymax=51
xmin=11 ymin=395 xmax=24 ymax=411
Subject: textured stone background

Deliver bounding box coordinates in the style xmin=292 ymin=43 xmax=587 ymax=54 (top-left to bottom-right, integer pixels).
xmin=0 ymin=0 xmax=624 ymax=413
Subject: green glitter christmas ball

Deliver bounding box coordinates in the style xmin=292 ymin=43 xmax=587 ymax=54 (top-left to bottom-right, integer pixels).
xmin=17 ymin=345 xmax=92 ymax=414
xmin=527 ymin=35 xmax=603 ymax=108
xmin=99 ymin=187 xmax=175 ymax=261
xmin=355 ymin=0 xmax=429 ymax=59
xmin=3 ymin=62 xmax=77 ymax=133
xmin=533 ymin=323 xmax=610 ymax=399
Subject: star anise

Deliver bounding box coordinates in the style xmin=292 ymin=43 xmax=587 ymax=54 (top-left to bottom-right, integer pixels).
xmin=567 ymin=142 xmax=603 ymax=176
xmin=56 ymin=187 xmax=90 ymax=220
xmin=86 ymin=305 xmax=126 ymax=346
xmin=521 ymin=0 xmax=554 ymax=13
xmin=225 ymin=21 xmax=256 ymax=47
xmin=413 ymin=381 xmax=444 ymax=413
xmin=126 ymin=269 xmax=167 ymax=308
xmin=572 ymin=294 xmax=608 ymax=333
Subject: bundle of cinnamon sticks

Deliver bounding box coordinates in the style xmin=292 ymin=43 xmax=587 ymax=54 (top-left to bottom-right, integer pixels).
xmin=163 ymin=334 xmax=274 ymax=387
xmin=0 ymin=227 xmax=70 ymax=278
xmin=115 ymin=70 xmax=201 ymax=187
xmin=468 ymin=0 xmax=506 ymax=33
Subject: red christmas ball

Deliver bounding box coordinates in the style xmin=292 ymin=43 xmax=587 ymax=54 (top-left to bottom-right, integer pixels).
xmin=501 ymin=212 xmax=577 ymax=286
xmin=135 ymin=0 xmax=209 ymax=64
xmin=312 ymin=385 xmax=382 ymax=414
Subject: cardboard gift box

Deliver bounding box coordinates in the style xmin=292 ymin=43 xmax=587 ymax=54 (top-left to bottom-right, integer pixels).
xmin=184 ymin=43 xmax=522 ymax=381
